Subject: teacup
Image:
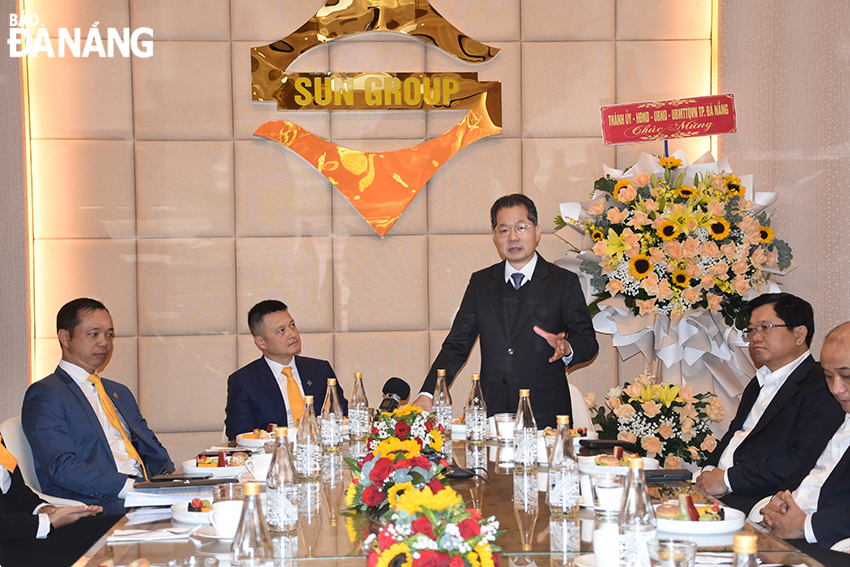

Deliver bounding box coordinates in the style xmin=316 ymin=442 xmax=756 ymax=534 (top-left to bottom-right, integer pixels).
xmin=245 ymin=454 xmax=273 ymax=480
xmin=210 ymin=500 xmax=243 ymax=539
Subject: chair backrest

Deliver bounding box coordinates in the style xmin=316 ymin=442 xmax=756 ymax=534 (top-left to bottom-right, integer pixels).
xmin=0 ymin=416 xmax=41 ymax=491
xmin=569 ymin=383 xmax=594 ymax=432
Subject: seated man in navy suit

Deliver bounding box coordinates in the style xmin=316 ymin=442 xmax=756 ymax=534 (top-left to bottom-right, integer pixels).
xmin=759 ymin=321 xmax=850 ymax=548
xmin=695 ymin=293 xmax=844 ymax=513
xmin=225 ymin=300 xmax=347 ymax=440
xmin=22 ymin=298 xmax=174 ymax=515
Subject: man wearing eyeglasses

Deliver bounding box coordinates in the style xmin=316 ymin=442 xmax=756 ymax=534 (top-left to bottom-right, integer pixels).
xmin=695 ymin=293 xmax=844 ymax=513
xmin=412 ymin=194 xmax=598 ymax=428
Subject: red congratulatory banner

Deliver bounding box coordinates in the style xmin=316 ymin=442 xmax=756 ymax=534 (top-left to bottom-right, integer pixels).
xmin=600 ymin=94 xmax=736 ymax=146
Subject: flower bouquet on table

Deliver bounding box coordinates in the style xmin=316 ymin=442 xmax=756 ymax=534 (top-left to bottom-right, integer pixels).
xmin=586 ymin=373 xmax=725 ymax=467
xmin=368 ymin=405 xmax=444 ymax=456
xmin=361 ymin=483 xmax=502 ymax=567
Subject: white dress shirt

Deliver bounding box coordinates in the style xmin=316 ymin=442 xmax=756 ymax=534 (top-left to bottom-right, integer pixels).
xmin=791 ymin=413 xmax=850 ymax=543
xmin=1 ymin=463 xmax=52 ymax=538
xmin=263 ymin=356 xmax=306 ymax=426
xmin=716 ymin=350 xmax=811 ymax=490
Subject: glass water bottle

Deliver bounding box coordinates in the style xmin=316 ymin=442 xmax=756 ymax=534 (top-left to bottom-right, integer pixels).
xmin=266 ymin=426 xmax=298 ymax=534
xmin=618 ymin=457 xmax=657 ymax=567
xmin=348 ymin=372 xmax=370 ymax=441
xmin=319 ymin=378 xmax=344 ymax=453
xmin=464 ymin=373 xmax=487 ymax=444
xmin=433 ymin=369 xmax=453 ymax=443
xmin=513 ymin=389 xmax=537 ymax=473
xmin=231 ymin=481 xmax=273 ymax=566
xmin=295 ymin=396 xmax=321 ymax=480
xmin=548 ymin=415 xmax=579 ymax=516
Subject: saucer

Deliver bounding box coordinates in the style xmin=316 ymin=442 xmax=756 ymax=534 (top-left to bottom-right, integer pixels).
xmin=194 ymin=525 xmax=234 ymax=541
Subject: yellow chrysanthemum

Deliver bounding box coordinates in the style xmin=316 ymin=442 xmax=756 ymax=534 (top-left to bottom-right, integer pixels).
xmin=429 ymin=429 xmax=443 ymax=453
xmin=393 ymin=486 xmax=463 ymax=515
xmin=387 ymin=481 xmax=414 ymax=508
xmin=758 ymin=226 xmax=774 ymax=243
xmin=374 ymin=437 xmax=421 ymax=459
xmin=345 ymin=481 xmax=358 ymax=507
xmin=671 ymin=270 xmax=691 ymax=288
xmin=708 ymin=217 xmax=731 ymax=240
xmin=656 ymin=221 xmax=680 ymax=241
xmin=476 ymin=544 xmax=496 ymax=567
xmin=629 ymin=255 xmax=653 ymax=280
xmin=591 ymin=228 xmax=604 ymax=242
xmin=394 ymin=405 xmax=417 ymax=417
xmin=613 ymin=179 xmax=633 ymax=201
xmin=659 ymin=157 xmax=683 ymax=169
xmin=676 ymin=185 xmax=697 ymax=199
xmin=375 ymin=543 xmax=412 ymax=567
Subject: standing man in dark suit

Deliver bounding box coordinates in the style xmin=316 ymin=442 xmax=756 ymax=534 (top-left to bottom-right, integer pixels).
xmin=225 ymin=300 xmax=347 ymax=440
xmin=412 ymin=194 xmax=598 ymax=428
xmin=0 ymin=435 xmax=121 ymax=567
xmin=696 ymin=293 xmax=844 ymax=514
xmin=758 ymin=321 xmax=850 ymax=549
xmin=21 ymin=298 xmax=174 ymax=515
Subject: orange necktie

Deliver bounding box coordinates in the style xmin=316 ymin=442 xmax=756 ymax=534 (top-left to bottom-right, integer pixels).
xmin=0 ymin=434 xmax=18 ymax=473
xmin=87 ymin=374 xmax=148 ymax=480
xmin=282 ymin=367 xmax=303 ymax=425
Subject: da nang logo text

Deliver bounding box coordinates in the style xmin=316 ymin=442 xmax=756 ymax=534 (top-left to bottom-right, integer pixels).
xmin=8 ymin=13 xmax=153 ymax=57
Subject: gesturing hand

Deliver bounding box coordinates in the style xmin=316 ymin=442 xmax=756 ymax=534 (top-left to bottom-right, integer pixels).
xmin=47 ymin=505 xmax=103 ymax=529
xmin=533 ymin=326 xmax=572 ymax=363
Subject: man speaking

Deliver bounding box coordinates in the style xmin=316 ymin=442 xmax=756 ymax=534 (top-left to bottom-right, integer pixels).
xmin=413 ymin=194 xmax=598 ymax=428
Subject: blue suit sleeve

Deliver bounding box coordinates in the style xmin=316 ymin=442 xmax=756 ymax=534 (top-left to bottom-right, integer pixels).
xmin=225 ymin=372 xmax=254 ymax=441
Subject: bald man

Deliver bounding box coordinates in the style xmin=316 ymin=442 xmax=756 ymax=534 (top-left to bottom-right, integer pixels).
xmin=760 ymin=322 xmax=850 ymax=548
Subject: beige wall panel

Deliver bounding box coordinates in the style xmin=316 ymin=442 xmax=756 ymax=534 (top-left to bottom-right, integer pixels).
xmin=568 ymin=333 xmax=617 ymax=410
xmin=158 ymin=431 xmax=225 ymax=469
xmin=426 ymin=42 xmax=520 ymax=139
xmin=521 ymin=42 xmax=615 ymax=138
xmin=537 ymin=233 xmax=571 ymax=266
xmin=24 ymin=0 xmax=128 ymax=35
xmin=428 ymin=234 xmax=502 ymax=330
xmin=33 ymin=337 xmax=138 ymax=398
xmin=33 ymin=239 xmax=137 ymax=339
xmin=236 ymin=333 xmax=335 ymax=374
xmin=334 ymin=331 xmax=430 ymax=410
xmin=427 ymin=138 xmax=522 ymax=234
xmin=31 ymin=140 xmax=135 ymax=239
xmin=136 ymin=141 xmax=235 ymax=238
xmin=333 ymin=236 xmax=428 ymax=332
xmin=231 ymin=42 xmax=331 ymax=140
xmin=431 ymin=0 xmax=520 ymax=42
xmin=521 ymin=0 xmax=614 ymax=41
xmin=137 ymin=239 xmax=236 ymax=336
xmin=132 ymin=42 xmax=233 ymax=140
xmin=234 ymin=140 xmax=333 ymax=237
xmin=235 ymin=237 xmax=333 ymax=334
xmin=428 ymin=329 xmax=481 ymax=419
xmin=27 ymin=47 xmax=133 ymax=140
xmin=616 ymin=0 xmax=711 ymax=40
xmin=330 ymin=139 xmax=427 ymax=236
xmin=616 ymin=40 xmax=711 ymax=103
xmin=131 ymin=0 xmax=231 ymax=41
xmin=615 ymin=138 xmax=711 ymax=170
xmin=230 ymin=0 xmax=327 ymax=42
xmin=522 ymin=138 xmax=617 ymax=233
xmin=138 ymin=335 xmax=236 ymax=432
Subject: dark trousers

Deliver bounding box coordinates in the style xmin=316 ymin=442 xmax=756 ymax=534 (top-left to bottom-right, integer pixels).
xmin=0 ymin=513 xmax=122 ymax=567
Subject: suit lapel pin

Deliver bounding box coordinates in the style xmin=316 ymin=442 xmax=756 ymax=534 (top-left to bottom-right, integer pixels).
xmin=113 ymin=393 xmax=118 ymax=400
xmin=307 ymin=380 xmax=312 ymax=386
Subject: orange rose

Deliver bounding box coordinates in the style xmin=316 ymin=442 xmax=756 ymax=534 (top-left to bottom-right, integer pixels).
xmin=663 ymin=455 xmax=682 ymax=469
xmin=738 ymin=215 xmax=759 ymax=232
xmin=685 ymin=262 xmax=701 ymax=277
xmin=682 ymin=237 xmax=700 ymax=258
xmin=708 ymin=262 xmax=729 ymax=279
xmin=617 ymin=184 xmax=637 ymax=203
xmin=706 ymin=398 xmax=726 ymax=422
xmin=682 ymin=286 xmax=701 ymax=305
xmin=706 ymin=293 xmax=723 ymax=312
xmin=663 ymin=241 xmax=685 ymax=261
xmin=641 ymin=273 xmax=660 ymax=295
xmin=633 ymin=173 xmax=651 ymax=187
xmin=588 ymin=200 xmax=606 ymax=216
xmin=637 ymin=298 xmax=658 ymax=315
xmin=627 ymin=210 xmax=650 ymax=228
xmin=707 ymin=200 xmax=725 ymax=217
xmin=720 ymin=243 xmax=738 ymax=260
xmin=592 ymin=241 xmax=607 ymax=257
xmin=731 ymin=276 xmax=750 ymax=295
xmin=680 ymin=418 xmax=695 ymax=442
xmin=699 ymin=241 xmax=720 ymax=259
xmin=657 ymin=423 xmax=675 ymax=439
xmin=688 ymin=446 xmax=700 ymax=461
xmin=606 ymin=279 xmax=625 ymax=295
xmin=641 ymin=401 xmax=661 ymax=419
xmin=649 ymin=247 xmax=665 ymax=264
xmin=607 ymin=207 xmax=629 ymax=224
xmin=731 ymin=260 xmax=749 ymax=275
xmin=677 ymin=403 xmax=698 ymax=423
xmin=751 ymin=247 xmax=767 ymax=270
xmin=641 ymin=436 xmax=663 ymax=455
xmin=700 ymin=434 xmax=717 ymax=453
xmin=606 ymin=397 xmax=622 ymax=410
xmin=584 ymin=393 xmax=596 ymax=408
xmin=656 ymin=280 xmax=672 ymax=301
xmin=644 ymin=199 xmax=658 ymax=212
xmin=614 ymin=404 xmax=636 ymax=419
xmin=765 ymin=248 xmax=778 ymax=268
xmin=678 ymin=385 xmax=695 ymax=403
xmin=624 ymin=384 xmax=642 ymax=399
xmin=618 ymin=431 xmax=637 ymax=444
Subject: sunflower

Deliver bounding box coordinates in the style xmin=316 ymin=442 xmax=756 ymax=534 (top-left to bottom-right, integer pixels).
xmin=629 ymin=255 xmax=653 ymax=280
xmin=387 ymin=482 xmax=414 ymax=508
xmin=656 ymin=221 xmax=680 ymax=241
xmin=676 ymin=185 xmax=697 ymax=199
xmin=671 ymin=270 xmax=691 ymax=287
xmin=707 ymin=217 xmax=731 ymax=240
xmin=725 ymin=175 xmax=745 ymax=197
xmin=374 ymin=437 xmax=422 ymax=459
xmin=475 ymin=544 xmax=497 ymax=567
xmin=590 ymin=228 xmax=604 ymax=242
xmin=346 ymin=480 xmax=359 ymax=507
xmin=374 ymin=543 xmax=412 ymax=567
xmin=758 ymin=225 xmax=774 ymax=243
xmin=613 ymin=179 xmax=633 ymax=201
xmin=659 ymin=156 xmax=683 ymax=169
xmin=393 ymin=486 xmax=462 ymax=515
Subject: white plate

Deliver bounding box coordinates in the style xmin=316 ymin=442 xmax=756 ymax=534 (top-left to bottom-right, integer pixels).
xmin=182 ymin=459 xmax=247 ymax=478
xmin=654 ymin=504 xmax=746 ymax=534
xmin=171 ymin=500 xmax=211 ymax=525
xmin=236 ymin=434 xmax=270 ymax=448
xmin=194 ymin=525 xmax=234 ymax=541
xmin=577 ymin=456 xmax=659 ymax=475
xmin=239 ymin=472 xmax=267 ymax=485
xmin=451 ymin=423 xmax=466 ymax=437
xmin=574 ymin=553 xmax=597 ymax=567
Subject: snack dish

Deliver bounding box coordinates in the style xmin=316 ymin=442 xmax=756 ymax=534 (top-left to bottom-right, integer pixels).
xmin=577 ymin=455 xmax=659 ymax=475
xmin=654 ymin=503 xmax=746 ymax=534
xmin=171 ymin=500 xmax=211 ymax=524
xmin=236 ymin=432 xmax=270 ymax=449
xmin=238 ymin=472 xmax=267 ymax=485
xmin=573 ymin=554 xmax=597 ymax=567
xmin=182 ymin=459 xmax=246 ymax=478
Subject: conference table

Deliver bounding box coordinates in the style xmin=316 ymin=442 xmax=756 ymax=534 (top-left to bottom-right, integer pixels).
xmin=74 ymin=439 xmax=835 ymax=567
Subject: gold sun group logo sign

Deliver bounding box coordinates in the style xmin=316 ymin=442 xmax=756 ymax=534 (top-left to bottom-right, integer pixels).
xmin=251 ymin=0 xmax=502 ymax=237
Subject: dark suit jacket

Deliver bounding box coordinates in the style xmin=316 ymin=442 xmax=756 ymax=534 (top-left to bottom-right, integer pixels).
xmin=810 ymin=439 xmax=850 ymax=548
xmin=21 ymin=367 xmax=174 ymax=514
xmin=420 ymin=255 xmax=598 ymax=428
xmin=0 ymin=454 xmax=44 ymax=543
xmin=704 ymin=355 xmax=844 ymax=512
xmin=225 ymin=355 xmax=348 ymax=440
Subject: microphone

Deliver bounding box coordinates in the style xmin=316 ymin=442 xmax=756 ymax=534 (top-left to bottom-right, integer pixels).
xmin=378 ymin=377 xmax=411 ymax=412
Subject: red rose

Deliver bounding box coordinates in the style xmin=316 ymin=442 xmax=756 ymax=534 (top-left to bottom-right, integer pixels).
xmin=447 ymin=556 xmax=464 ymax=567
xmin=438 ymin=423 xmax=445 ymax=434
xmin=413 ymin=550 xmax=441 ymax=567
xmin=439 ymin=458 xmax=449 ymax=468
xmin=415 ymin=438 xmax=423 ymax=448
xmin=361 ymin=484 xmax=385 ymax=507
xmin=411 ymin=516 xmax=434 ymax=538
xmin=378 ymin=525 xmax=395 ymax=551
xmin=409 ymin=456 xmax=431 ymax=470
xmin=395 ymin=421 xmax=411 ymax=440
xmin=394 ymin=458 xmax=409 ymax=469
xmin=492 ymin=553 xmax=500 ymax=567
xmin=458 ymin=518 xmax=481 ymax=540
xmin=371 ymin=426 xmax=379 ymax=434
xmin=467 ymin=508 xmax=482 ymax=522
xmin=370 ymin=457 xmax=395 ymax=484
xmin=427 ymin=478 xmax=444 ymax=494
xmin=425 ymin=420 xmax=433 ymax=432
xmin=368 ymin=552 xmax=380 ymax=567
xmin=363 ymin=452 xmax=375 ymax=463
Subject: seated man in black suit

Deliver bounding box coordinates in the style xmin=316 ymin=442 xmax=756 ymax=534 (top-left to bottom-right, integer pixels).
xmin=1 ymin=435 xmax=122 ymax=567
xmin=695 ymin=293 xmax=845 ymax=513
xmin=759 ymin=321 xmax=850 ymax=548
xmin=225 ymin=300 xmax=347 ymax=440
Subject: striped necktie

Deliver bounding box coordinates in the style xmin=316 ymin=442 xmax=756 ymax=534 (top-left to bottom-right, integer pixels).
xmin=87 ymin=374 xmax=148 ymax=480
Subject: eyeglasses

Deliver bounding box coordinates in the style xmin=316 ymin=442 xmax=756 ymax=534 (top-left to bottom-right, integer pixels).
xmin=742 ymin=323 xmax=791 ymax=340
xmin=493 ymin=223 xmax=534 ymax=239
